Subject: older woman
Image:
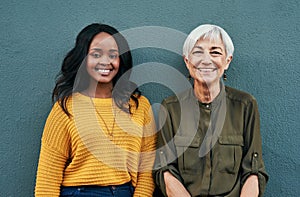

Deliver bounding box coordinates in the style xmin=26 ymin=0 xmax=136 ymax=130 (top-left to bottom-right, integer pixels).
xmin=154 ymin=24 xmax=268 ymax=197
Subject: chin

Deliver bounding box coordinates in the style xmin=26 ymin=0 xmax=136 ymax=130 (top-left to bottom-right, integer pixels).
xmin=198 ymin=77 xmax=219 ymax=84
xmin=98 ymin=79 xmax=113 ymax=84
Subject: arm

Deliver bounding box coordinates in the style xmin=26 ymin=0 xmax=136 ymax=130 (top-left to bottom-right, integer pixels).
xmin=241 ymin=99 xmax=268 ymax=197
xmin=240 ymin=175 xmax=259 ymax=197
xmin=35 ymin=144 xmax=68 ymax=196
xmin=133 ymin=98 xmax=157 ymax=197
xmin=153 ymin=100 xmax=187 ymax=196
xmin=35 ymin=103 xmax=70 ymax=197
xmin=163 ymin=171 xmax=191 ymax=197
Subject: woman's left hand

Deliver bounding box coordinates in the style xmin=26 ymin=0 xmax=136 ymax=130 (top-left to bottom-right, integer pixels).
xmin=240 ymin=175 xmax=259 ymax=197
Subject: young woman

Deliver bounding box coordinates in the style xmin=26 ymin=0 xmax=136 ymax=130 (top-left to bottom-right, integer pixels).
xmin=35 ymin=23 xmax=156 ymax=197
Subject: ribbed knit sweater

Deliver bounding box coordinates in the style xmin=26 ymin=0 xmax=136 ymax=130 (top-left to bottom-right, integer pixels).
xmin=35 ymin=93 xmax=157 ymax=196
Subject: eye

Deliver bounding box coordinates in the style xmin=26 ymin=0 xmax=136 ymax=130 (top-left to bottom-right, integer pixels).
xmin=90 ymin=52 xmax=101 ymax=58
xmin=211 ymin=51 xmax=222 ymax=56
xmin=109 ymin=54 xmax=118 ymax=59
xmin=192 ymin=51 xmax=203 ymax=56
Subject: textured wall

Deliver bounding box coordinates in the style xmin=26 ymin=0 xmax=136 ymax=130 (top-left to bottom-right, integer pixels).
xmin=1 ymin=1 xmax=299 ymax=196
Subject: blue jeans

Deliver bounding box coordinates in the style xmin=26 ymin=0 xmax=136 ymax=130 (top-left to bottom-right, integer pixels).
xmin=60 ymin=182 xmax=134 ymax=197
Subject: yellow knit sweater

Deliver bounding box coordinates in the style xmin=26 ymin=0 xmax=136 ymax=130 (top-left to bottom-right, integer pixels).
xmin=35 ymin=93 xmax=156 ymax=196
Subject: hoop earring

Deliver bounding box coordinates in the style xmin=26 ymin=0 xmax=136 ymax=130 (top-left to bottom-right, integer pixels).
xmin=223 ymin=71 xmax=227 ymax=81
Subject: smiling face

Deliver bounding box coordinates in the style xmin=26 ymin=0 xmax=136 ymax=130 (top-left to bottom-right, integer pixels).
xmin=184 ymin=36 xmax=232 ymax=85
xmin=86 ymin=32 xmax=120 ymax=86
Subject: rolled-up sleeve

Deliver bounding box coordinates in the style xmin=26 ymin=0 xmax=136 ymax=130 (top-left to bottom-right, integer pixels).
xmin=241 ymin=98 xmax=269 ymax=196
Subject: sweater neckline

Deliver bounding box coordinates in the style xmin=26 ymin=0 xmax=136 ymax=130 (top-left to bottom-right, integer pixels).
xmin=74 ymin=92 xmax=113 ymax=106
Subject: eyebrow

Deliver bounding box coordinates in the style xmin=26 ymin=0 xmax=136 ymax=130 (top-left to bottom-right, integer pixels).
xmin=90 ymin=48 xmax=119 ymax=52
xmin=193 ymin=46 xmax=223 ymax=51
xmin=211 ymin=47 xmax=223 ymax=51
xmin=193 ymin=46 xmax=203 ymax=50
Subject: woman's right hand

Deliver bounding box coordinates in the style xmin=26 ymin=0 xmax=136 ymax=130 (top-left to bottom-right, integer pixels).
xmin=164 ymin=171 xmax=191 ymax=197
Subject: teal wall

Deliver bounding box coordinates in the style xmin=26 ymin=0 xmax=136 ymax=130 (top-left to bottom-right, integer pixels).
xmin=1 ymin=1 xmax=299 ymax=196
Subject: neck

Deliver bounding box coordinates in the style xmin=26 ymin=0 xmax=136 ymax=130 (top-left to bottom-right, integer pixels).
xmin=194 ymin=80 xmax=220 ymax=103
xmin=84 ymin=82 xmax=113 ymax=98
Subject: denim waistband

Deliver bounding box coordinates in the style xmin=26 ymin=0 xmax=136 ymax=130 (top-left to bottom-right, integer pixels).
xmin=61 ymin=181 xmax=132 ymax=190
xmin=60 ymin=182 xmax=134 ymax=197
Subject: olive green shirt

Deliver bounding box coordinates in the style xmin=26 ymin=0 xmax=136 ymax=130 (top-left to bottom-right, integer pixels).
xmin=154 ymin=85 xmax=268 ymax=197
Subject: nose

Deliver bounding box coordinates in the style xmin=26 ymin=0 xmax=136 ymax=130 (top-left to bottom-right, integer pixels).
xmin=98 ymin=54 xmax=111 ymax=65
xmin=201 ymin=52 xmax=212 ymax=65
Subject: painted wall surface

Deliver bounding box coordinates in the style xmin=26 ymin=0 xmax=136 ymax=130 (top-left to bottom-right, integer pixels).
xmin=1 ymin=1 xmax=299 ymax=196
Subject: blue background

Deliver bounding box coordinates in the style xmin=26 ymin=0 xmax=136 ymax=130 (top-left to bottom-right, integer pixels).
xmin=1 ymin=1 xmax=299 ymax=196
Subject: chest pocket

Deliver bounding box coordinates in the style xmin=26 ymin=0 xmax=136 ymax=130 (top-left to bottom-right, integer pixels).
xmin=174 ymin=135 xmax=203 ymax=174
xmin=217 ymin=135 xmax=244 ymax=174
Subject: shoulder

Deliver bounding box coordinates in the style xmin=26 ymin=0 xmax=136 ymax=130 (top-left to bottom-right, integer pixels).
xmin=137 ymin=95 xmax=151 ymax=104
xmin=50 ymin=93 xmax=79 ymax=118
xmin=163 ymin=94 xmax=179 ymax=104
xmin=225 ymin=86 xmax=257 ymax=105
xmin=50 ymin=101 xmax=66 ymax=115
xmin=162 ymin=88 xmax=192 ymax=105
xmin=136 ymin=95 xmax=151 ymax=110
xmin=47 ymin=101 xmax=70 ymax=121
xmin=129 ymin=95 xmax=151 ymax=112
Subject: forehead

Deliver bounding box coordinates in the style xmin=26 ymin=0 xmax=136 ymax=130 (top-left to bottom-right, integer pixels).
xmin=90 ymin=32 xmax=118 ymax=49
xmin=194 ymin=36 xmax=225 ymax=49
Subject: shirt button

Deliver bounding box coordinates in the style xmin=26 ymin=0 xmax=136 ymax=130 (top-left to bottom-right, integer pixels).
xmin=160 ymin=151 xmax=164 ymax=154
xmin=206 ymin=104 xmax=210 ymax=108
xmin=254 ymin=153 xmax=258 ymax=157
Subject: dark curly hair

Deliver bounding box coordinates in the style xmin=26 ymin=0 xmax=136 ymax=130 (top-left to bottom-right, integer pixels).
xmin=52 ymin=23 xmax=140 ymax=116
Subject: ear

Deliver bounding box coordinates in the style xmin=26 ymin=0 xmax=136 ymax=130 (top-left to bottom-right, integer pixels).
xmin=224 ymin=55 xmax=233 ymax=70
xmin=183 ymin=55 xmax=190 ymax=69
xmin=183 ymin=55 xmax=188 ymax=64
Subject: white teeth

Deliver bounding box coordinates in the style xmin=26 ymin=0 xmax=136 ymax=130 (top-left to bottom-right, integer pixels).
xmin=95 ymin=68 xmax=110 ymax=73
xmin=195 ymin=67 xmax=217 ymax=72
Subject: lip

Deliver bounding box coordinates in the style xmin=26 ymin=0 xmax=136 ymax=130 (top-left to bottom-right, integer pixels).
xmin=94 ymin=68 xmax=113 ymax=74
xmin=194 ymin=67 xmax=218 ymax=72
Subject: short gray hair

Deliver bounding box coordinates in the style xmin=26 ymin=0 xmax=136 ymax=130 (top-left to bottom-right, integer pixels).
xmin=183 ymin=24 xmax=234 ymax=59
